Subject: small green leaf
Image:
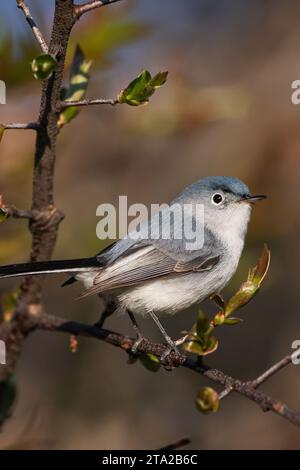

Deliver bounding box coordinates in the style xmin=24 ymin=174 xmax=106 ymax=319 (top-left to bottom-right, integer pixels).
xmin=213 ymin=312 xmax=225 ymax=326
xmin=248 ymin=243 xmax=270 ymax=286
xmin=196 ymin=310 xmax=213 ymax=338
xmin=1 ymin=287 xmax=20 ymax=323
xmin=183 ymin=336 xmax=218 ymax=356
xmin=0 ymin=208 xmax=7 ymax=223
xmin=182 ymin=310 xmax=218 ymax=356
xmin=139 ymin=353 xmax=161 ymax=372
xmin=0 ymin=375 xmax=17 ymax=427
xmin=2 ymin=287 xmax=20 ymax=314
xmin=224 ymin=244 xmax=270 ymax=318
xmin=223 ymin=317 xmax=243 ymax=325
xmin=149 ymin=71 xmax=168 ymax=88
xmin=58 ymin=45 xmax=92 ymax=128
xmin=117 ymin=69 xmax=151 ymax=106
xmin=31 ymin=54 xmax=58 ymax=80
xmin=139 ymin=68 xmax=152 ymax=83
xmin=195 ymin=387 xmax=220 ymax=414
xmin=117 ymin=69 xmax=168 ymax=106
xmin=0 ymin=124 xmax=4 ymax=143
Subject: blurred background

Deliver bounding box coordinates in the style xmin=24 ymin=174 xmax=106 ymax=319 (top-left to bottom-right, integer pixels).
xmin=1 ymin=0 xmax=300 ymax=450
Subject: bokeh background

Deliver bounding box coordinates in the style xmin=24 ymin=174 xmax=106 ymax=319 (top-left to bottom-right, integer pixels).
xmin=1 ymin=0 xmax=300 ymax=450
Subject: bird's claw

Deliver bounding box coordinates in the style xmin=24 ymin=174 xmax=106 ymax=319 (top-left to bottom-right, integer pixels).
xmin=131 ymin=334 xmax=144 ymax=354
xmin=161 ymin=343 xmax=181 ymax=371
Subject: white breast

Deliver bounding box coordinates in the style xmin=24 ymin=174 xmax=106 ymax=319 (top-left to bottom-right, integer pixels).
xmin=118 ymin=251 xmax=237 ymax=317
xmin=118 ymin=205 xmax=251 ymax=317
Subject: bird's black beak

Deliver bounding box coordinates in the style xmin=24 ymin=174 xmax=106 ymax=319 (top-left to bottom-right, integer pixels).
xmin=239 ymin=194 xmax=267 ymax=204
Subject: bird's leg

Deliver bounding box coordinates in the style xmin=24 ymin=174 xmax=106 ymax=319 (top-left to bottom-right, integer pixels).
xmin=95 ymin=295 xmax=116 ymax=328
xmin=96 ymin=307 xmax=113 ymax=328
xmin=147 ymin=310 xmax=180 ymax=364
xmin=127 ymin=309 xmax=146 ymax=353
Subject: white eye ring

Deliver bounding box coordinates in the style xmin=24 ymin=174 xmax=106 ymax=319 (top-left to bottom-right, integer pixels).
xmin=211 ymin=193 xmax=224 ymax=205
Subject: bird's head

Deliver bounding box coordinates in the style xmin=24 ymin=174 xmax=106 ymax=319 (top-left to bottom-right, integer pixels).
xmin=178 ymin=176 xmax=266 ymax=239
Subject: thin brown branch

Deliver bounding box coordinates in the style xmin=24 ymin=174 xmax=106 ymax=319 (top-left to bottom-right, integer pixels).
xmin=158 ymin=437 xmax=191 ymax=450
xmin=0 ymin=0 xmax=75 ymax=384
xmin=219 ymin=354 xmax=293 ymax=400
xmin=218 ymin=387 xmax=233 ymax=400
xmin=59 ymin=98 xmax=118 ymax=109
xmin=74 ymin=0 xmax=124 ymax=19
xmin=19 ymin=311 xmax=300 ymax=429
xmin=20 ymin=0 xmax=75 ymax=305
xmin=2 ymin=206 xmax=64 ymax=231
xmin=3 ymin=123 xmax=40 ymax=131
xmin=252 ymin=354 xmax=292 ymax=388
xmin=16 ymin=0 xmax=48 ymax=54
xmin=2 ymin=206 xmax=34 ymax=220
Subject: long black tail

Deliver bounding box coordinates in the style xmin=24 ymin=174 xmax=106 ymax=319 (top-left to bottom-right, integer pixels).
xmin=0 ymin=257 xmax=99 ymax=279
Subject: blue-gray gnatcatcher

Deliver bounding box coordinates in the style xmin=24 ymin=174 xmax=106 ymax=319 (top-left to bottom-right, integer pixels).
xmin=0 ymin=176 xmax=266 ymax=356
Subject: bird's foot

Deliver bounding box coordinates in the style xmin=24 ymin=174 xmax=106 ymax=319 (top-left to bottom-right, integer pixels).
xmin=126 ymin=309 xmax=145 ymax=354
xmin=161 ymin=339 xmax=182 ymax=371
xmin=131 ymin=333 xmax=146 ymax=354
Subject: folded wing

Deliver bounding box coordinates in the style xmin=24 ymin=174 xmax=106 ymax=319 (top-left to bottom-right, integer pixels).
xmin=79 ymin=241 xmax=220 ymax=299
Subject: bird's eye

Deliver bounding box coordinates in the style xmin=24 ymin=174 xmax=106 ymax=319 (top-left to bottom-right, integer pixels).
xmin=211 ymin=193 xmax=224 ymax=205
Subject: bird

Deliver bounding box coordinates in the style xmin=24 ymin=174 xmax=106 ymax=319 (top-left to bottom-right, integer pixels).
xmin=0 ymin=176 xmax=266 ymax=357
